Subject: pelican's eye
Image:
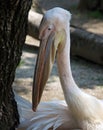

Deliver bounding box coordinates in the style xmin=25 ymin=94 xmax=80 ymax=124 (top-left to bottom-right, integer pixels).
xmin=48 ymin=27 xmax=51 ymax=30
xmin=47 ymin=25 xmax=54 ymax=31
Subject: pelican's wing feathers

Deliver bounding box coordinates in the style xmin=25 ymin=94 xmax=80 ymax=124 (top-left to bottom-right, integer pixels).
xmin=15 ymin=93 xmax=78 ymax=130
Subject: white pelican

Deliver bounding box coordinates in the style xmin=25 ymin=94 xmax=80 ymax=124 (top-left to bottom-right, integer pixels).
xmin=16 ymin=7 xmax=103 ymax=130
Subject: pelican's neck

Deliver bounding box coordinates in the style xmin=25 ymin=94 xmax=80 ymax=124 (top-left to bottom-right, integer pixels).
xmin=55 ymin=19 xmax=103 ymax=125
xmin=57 ymin=25 xmax=80 ymax=102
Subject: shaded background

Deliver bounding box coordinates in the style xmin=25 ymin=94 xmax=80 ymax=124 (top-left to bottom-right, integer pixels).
xmin=14 ymin=0 xmax=103 ymax=103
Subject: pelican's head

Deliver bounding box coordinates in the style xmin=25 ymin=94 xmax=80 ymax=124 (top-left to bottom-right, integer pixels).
xmin=32 ymin=7 xmax=71 ymax=111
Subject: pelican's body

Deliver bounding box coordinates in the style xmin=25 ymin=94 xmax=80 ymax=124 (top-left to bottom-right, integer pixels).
xmin=16 ymin=93 xmax=77 ymax=130
xmin=17 ymin=7 xmax=103 ymax=130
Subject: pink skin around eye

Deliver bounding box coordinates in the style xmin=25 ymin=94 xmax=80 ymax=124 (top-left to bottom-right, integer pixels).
xmin=39 ymin=25 xmax=55 ymax=40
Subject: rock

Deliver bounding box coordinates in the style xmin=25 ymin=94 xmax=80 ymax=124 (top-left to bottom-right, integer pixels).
xmin=38 ymin=0 xmax=79 ymax=10
xmin=28 ymin=10 xmax=42 ymax=39
xmin=71 ymin=27 xmax=103 ymax=65
xmin=27 ymin=10 xmax=103 ymax=65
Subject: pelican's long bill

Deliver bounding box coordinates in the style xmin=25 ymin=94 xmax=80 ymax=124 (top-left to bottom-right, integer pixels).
xmin=32 ymin=19 xmax=57 ymax=111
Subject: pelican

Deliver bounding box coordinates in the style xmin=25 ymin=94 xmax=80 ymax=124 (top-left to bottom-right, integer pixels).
xmin=16 ymin=7 xmax=103 ymax=130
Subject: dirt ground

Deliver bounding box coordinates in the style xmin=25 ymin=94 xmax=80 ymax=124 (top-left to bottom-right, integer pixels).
xmin=13 ymin=1 xmax=103 ymax=103
xmin=13 ymin=43 xmax=103 ymax=103
xmin=71 ymin=9 xmax=103 ymax=37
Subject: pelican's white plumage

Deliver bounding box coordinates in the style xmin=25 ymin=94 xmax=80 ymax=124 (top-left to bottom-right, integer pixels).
xmin=16 ymin=7 xmax=103 ymax=130
xmin=15 ymin=93 xmax=77 ymax=130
